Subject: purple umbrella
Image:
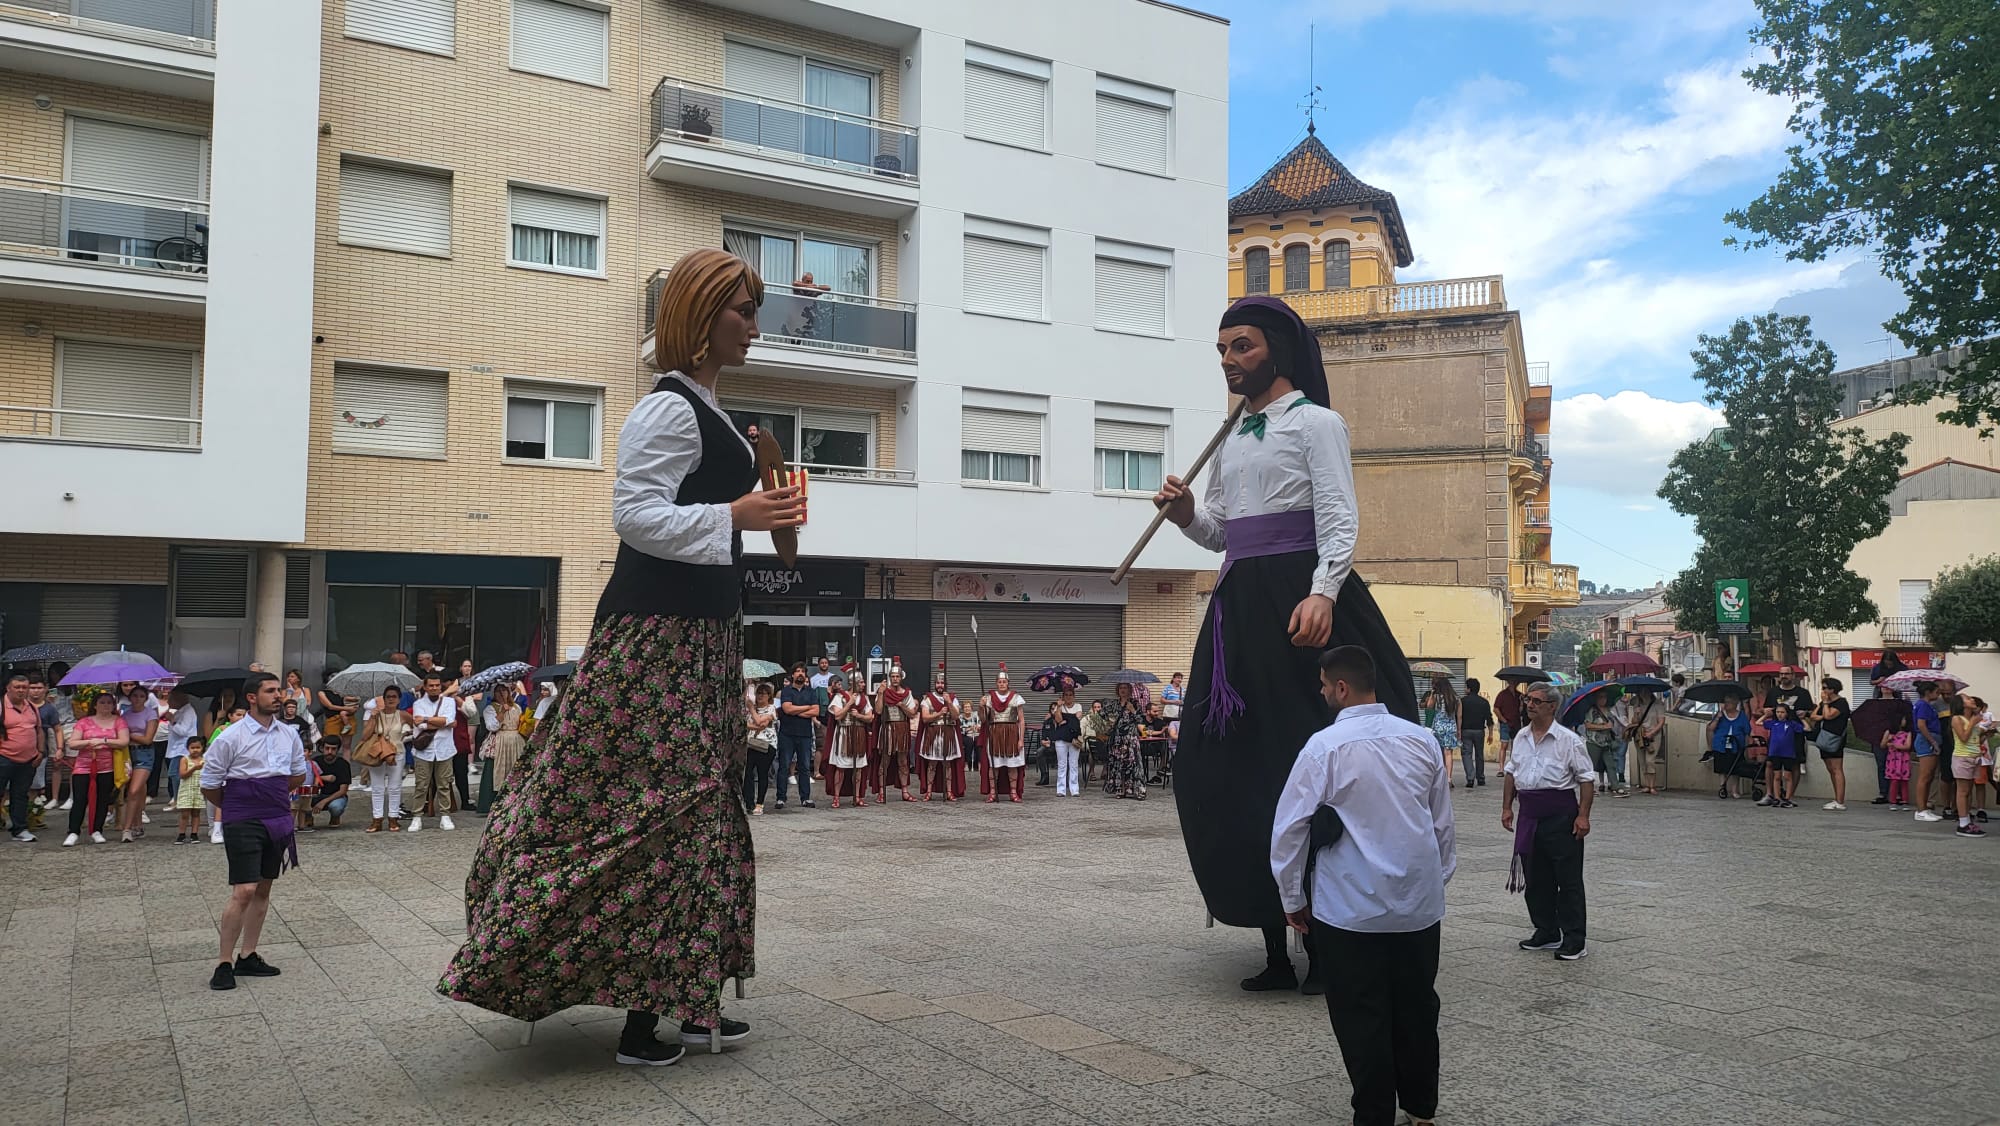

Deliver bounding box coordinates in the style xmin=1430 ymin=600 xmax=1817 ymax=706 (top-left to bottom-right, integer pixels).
xmin=58 ymin=649 xmax=173 ymax=686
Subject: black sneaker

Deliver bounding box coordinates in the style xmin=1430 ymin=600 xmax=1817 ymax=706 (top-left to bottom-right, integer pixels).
xmin=1870 ymin=796 xmax=1889 ymax=805
xmin=679 ymin=1016 xmax=750 ymax=1045
xmin=1956 ymin=823 xmax=1986 ymax=838
xmin=1299 ymin=969 xmax=1328 ymax=997
xmin=1555 ymin=945 xmax=1589 ymax=962
xmin=801 ymin=799 xmax=815 ymax=808
xmin=773 ymin=800 xmax=786 ymax=811
xmin=174 ymin=833 xmax=188 ymax=844
xmin=1978 ymin=811 xmax=1989 ymax=823
xmin=1518 ymin=932 xmax=1562 ymax=951
xmin=209 ymin=961 xmax=236 ymax=991
xmin=1238 ymin=964 xmax=1298 ymax=992
xmin=234 ymin=952 xmax=280 ymax=978
xmin=615 ymin=1037 xmax=684 ymax=1067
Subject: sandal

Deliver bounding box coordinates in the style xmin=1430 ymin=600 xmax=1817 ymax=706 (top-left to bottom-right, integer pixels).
xmin=366 ymin=819 xmax=382 ymax=833
xmin=387 ymin=820 xmax=401 ymax=832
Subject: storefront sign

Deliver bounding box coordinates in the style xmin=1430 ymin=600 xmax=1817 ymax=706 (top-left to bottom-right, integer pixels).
xmin=932 ymin=570 xmax=1127 ymax=606
xmin=742 ymin=556 xmax=865 ymax=600
xmin=1841 ymin=649 xmax=1945 ymax=670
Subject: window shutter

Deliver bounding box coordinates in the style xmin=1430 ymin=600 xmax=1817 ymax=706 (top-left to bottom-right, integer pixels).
xmin=510 ymin=0 xmax=605 ymax=84
xmin=1094 ymin=419 xmax=1165 ymax=454
xmin=339 ymin=160 xmax=452 ymax=256
xmin=723 ymin=40 xmax=804 ymax=101
xmin=284 ymin=552 xmax=312 ymax=621
xmin=332 ymin=364 xmax=448 ymax=458
xmin=68 ymin=118 xmax=204 ymax=201
xmin=802 ymin=408 xmax=872 ymax=435
xmin=508 ymin=187 xmax=602 ymax=238
xmin=1094 ymin=256 xmax=1168 ymax=335
xmin=346 ymin=0 xmax=455 ymax=55
xmin=174 ymin=550 xmax=249 ymax=618
xmin=964 ymin=235 xmax=1044 ymax=319
xmin=1898 ymin=580 xmax=1930 ymax=618
xmin=39 ymin=586 xmax=120 ymax=652
xmin=55 ymin=340 xmax=196 ymax=446
xmin=964 ymin=63 xmax=1046 ymax=149
xmin=962 ymin=407 xmax=1042 ymax=456
xmin=1094 ymin=93 xmax=1171 ymax=174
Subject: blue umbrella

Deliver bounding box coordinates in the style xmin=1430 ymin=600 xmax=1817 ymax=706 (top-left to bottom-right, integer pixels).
xmin=458 ymin=661 xmax=532 ymax=695
xmin=1559 ymin=680 xmax=1623 ymax=730
xmin=1617 ymin=675 xmax=1672 ymax=692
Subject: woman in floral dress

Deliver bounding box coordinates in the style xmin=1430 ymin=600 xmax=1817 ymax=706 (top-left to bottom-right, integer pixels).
xmin=1103 ymin=682 xmax=1147 ymax=800
xmin=438 ymin=249 xmax=804 ymax=1068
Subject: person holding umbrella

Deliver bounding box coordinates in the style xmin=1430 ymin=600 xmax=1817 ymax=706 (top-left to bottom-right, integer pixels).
xmin=62 ymin=687 xmax=128 ymax=846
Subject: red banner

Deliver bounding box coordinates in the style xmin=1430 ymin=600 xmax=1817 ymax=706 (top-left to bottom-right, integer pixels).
xmin=1848 ymin=649 xmax=1946 ymax=669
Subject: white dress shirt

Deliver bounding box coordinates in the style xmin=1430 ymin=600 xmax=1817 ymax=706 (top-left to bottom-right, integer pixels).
xmin=1271 ymin=703 xmax=1456 ymax=932
xmin=1504 ymin=722 xmax=1595 ymax=791
xmin=1179 ymin=397 xmax=1359 ymax=600
xmin=612 ymin=371 xmax=754 ymax=568
xmin=198 ymin=712 xmax=307 ymax=789
xmin=164 ymin=705 xmax=201 ymax=759
xmin=408 ymin=693 xmax=457 ymax=762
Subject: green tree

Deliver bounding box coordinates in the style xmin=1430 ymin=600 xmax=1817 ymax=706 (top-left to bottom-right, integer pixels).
xmin=1924 ymin=555 xmax=2000 ymax=650
xmin=1658 ymin=315 xmax=1910 ymax=661
xmin=1730 ymin=0 xmax=2000 ymax=430
xmin=1577 ymin=639 xmax=1603 ymax=673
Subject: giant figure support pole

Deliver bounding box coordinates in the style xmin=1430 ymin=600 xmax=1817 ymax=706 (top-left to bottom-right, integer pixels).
xmin=1110 ymin=400 xmax=1247 ymax=585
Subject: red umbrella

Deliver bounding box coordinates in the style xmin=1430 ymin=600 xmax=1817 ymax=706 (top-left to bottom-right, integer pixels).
xmin=1588 ymin=649 xmax=1660 ymax=677
xmin=1738 ymin=662 xmax=1802 ymax=676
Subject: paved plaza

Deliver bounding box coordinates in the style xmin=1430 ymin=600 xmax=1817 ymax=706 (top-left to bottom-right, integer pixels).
xmin=3 ymin=778 xmax=1997 ymax=1126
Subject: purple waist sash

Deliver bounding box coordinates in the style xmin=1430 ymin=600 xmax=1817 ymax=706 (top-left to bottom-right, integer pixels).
xmin=1507 ymin=787 xmax=1577 ymax=893
xmin=1205 ymin=510 xmax=1318 ymax=736
xmin=219 ymin=774 xmax=300 ymax=874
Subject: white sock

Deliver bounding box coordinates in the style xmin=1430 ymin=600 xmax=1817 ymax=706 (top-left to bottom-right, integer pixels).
xmin=1961 ymin=817 xmax=1972 ymax=827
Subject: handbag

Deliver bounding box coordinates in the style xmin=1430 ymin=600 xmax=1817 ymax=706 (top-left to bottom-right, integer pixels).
xmin=355 ymin=733 xmax=395 ymax=767
xmin=411 ymin=725 xmax=437 ymax=752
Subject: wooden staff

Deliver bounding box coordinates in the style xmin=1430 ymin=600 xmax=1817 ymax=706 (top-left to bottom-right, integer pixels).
xmin=1110 ymin=399 xmax=1247 ymax=585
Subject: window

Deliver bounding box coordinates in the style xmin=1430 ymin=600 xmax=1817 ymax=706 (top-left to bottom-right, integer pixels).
xmin=964 ymin=45 xmax=1049 ymax=150
xmin=1898 ymin=579 xmax=1931 ymax=618
xmin=64 ymin=117 xmax=207 ymax=265
xmin=1094 ymin=240 xmax=1171 ymax=336
xmin=339 ymin=159 xmax=452 ymax=257
xmin=508 ymin=185 xmax=604 ymax=275
xmin=1244 ymin=247 xmax=1269 ymax=294
xmin=1094 ymin=76 xmax=1173 ymax=175
xmin=504 ymin=382 xmax=600 ymax=464
xmin=346 ymin=0 xmax=455 ymax=55
xmin=1325 ymin=239 xmax=1351 ymax=289
xmin=332 ymin=363 xmax=448 ymax=459
xmin=723 ymin=41 xmax=877 ymax=168
xmin=961 ymin=405 xmax=1043 ymax=486
xmin=510 ymin=0 xmax=606 ymax=85
xmin=1283 ymin=244 xmax=1309 ymax=292
xmin=723 ymin=225 xmax=872 ymax=295
xmin=54 ymin=339 xmax=198 ymax=447
xmin=1094 ymin=418 xmax=1166 ymax=493
xmin=723 ymin=402 xmax=877 ymax=473
xmin=963 ymin=219 xmax=1048 ymax=320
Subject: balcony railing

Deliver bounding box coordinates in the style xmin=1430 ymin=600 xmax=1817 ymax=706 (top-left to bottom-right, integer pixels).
xmin=645 ymin=268 xmax=916 ymax=360
xmin=0 ymin=402 xmax=201 ymax=448
xmin=0 ymin=175 xmax=209 ymax=274
xmin=1266 ymin=275 xmax=1505 ymax=323
xmin=781 ymin=459 xmax=913 ymax=485
xmin=1527 ymin=361 xmax=1550 ymax=387
xmin=1880 ymin=616 xmax=1930 ymax=645
xmin=650 ymin=76 xmax=919 ymax=183
xmin=1511 ymin=560 xmax=1580 ymax=602
xmin=0 ymin=0 xmax=214 ymax=50
xmin=1523 ymin=503 xmax=1551 ymax=527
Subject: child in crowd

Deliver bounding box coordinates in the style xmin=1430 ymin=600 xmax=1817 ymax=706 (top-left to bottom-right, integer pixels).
xmin=1883 ymin=717 xmax=1913 ymax=810
xmin=1762 ymin=702 xmax=1805 ymax=808
xmin=1949 ymin=696 xmax=1987 ymax=837
xmin=174 ymin=736 xmax=206 ymax=843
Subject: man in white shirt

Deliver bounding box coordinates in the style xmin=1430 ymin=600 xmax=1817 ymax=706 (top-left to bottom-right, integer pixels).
xmin=1501 ymin=681 xmax=1595 ymax=961
xmin=1272 ymin=646 xmax=1453 ymax=1126
xmin=199 ymin=673 xmax=306 ymax=991
xmin=406 ymin=674 xmax=457 ymax=833
xmin=809 ymin=656 xmax=834 ymax=695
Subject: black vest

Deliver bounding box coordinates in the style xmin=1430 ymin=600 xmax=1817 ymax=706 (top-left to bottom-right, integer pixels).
xmin=594 ymin=377 xmax=757 ymax=623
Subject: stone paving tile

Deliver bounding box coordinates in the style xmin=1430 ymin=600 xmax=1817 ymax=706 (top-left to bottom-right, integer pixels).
xmin=5 ymin=783 xmax=1997 ymax=1125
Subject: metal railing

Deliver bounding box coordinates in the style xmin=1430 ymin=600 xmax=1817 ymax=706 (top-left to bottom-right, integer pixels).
xmin=1266 ymin=275 xmax=1506 ymax=323
xmin=780 ymin=459 xmax=913 ymax=484
xmin=0 ymin=402 xmax=201 ymax=448
xmin=650 ymin=76 xmax=919 ymax=183
xmin=1527 ymin=361 xmax=1551 ymax=387
xmin=0 ymin=0 xmax=214 ymax=50
xmin=0 ymin=175 xmax=209 ymax=274
xmin=645 ymin=268 xmax=916 ymax=359
xmin=1510 ymin=560 xmax=1580 ymax=601
xmin=1523 ymin=503 xmax=1551 ymax=526
xmin=1879 ymin=616 xmax=1930 ymax=645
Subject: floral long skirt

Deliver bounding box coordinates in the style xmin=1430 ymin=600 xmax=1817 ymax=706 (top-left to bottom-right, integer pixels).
xmin=437 ymin=612 xmax=754 ymax=1024
xmin=1104 ymin=731 xmax=1146 ymax=798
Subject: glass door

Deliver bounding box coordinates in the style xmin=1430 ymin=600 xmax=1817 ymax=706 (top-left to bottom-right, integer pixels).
xmin=803 ymin=62 xmax=873 ymax=169
xmin=404 ymin=587 xmax=473 ymax=673
xmin=326 ymin=584 xmax=403 ymax=674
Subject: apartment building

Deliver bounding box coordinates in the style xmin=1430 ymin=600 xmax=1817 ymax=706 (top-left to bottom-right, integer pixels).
xmin=0 ymin=0 xmax=1228 ymax=691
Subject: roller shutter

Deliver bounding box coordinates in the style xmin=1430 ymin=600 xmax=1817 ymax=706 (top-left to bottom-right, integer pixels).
xmin=39 ymin=586 xmax=120 ymax=653
xmin=54 ymin=340 xmax=198 ymax=446
xmin=347 ymin=0 xmax=455 ymax=55
xmin=510 ymin=0 xmax=606 ymax=86
xmin=928 ymin=602 xmax=1124 ymax=712
xmin=331 ymin=363 xmax=448 ymax=459
xmin=1094 ymin=92 xmax=1171 ymax=174
xmin=173 ymin=549 xmax=248 ymax=619
xmin=963 ymin=234 xmax=1045 ymax=319
xmin=339 ymin=160 xmax=452 ymax=256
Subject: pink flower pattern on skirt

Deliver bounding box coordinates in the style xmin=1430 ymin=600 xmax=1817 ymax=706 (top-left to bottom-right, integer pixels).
xmin=437 ymin=612 xmax=754 ymax=1024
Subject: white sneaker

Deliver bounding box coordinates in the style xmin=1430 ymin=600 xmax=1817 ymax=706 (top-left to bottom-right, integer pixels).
xmin=62 ymin=833 xmax=79 ymax=847
xmin=408 ymin=816 xmax=423 ymax=833
xmin=140 ymin=811 xmax=150 ymax=824
xmin=120 ymin=830 xmax=134 ymax=843
xmin=210 ymin=823 xmax=223 ymax=843
xmin=1915 ymin=810 xmax=1944 ymax=822
xmin=57 ymin=798 xmax=72 ymax=810
xmin=1823 ymin=801 xmax=1846 ymax=811
xmin=12 ymin=831 xmax=33 ymax=843
xmin=439 ymin=815 xmax=455 ymax=831
xmin=89 ymin=831 xmax=107 ymax=844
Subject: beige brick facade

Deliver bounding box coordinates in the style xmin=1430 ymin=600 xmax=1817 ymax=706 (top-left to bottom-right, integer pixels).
xmin=0 ymin=534 xmax=168 ymax=584
xmin=0 ymin=70 xmax=211 ymax=186
xmin=1122 ymin=568 xmax=1211 ymax=680
xmin=0 ymin=298 xmax=204 ymax=436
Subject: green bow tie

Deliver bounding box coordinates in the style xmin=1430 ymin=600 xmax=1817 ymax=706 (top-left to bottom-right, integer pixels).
xmin=1238 ymin=396 xmax=1312 ymax=440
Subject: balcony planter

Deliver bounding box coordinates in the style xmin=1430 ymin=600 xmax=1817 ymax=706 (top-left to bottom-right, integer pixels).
xmin=680 ymin=104 xmax=713 ymax=142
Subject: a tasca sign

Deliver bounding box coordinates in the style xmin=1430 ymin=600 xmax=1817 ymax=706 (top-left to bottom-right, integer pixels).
xmin=740 ymin=556 xmax=865 ymax=599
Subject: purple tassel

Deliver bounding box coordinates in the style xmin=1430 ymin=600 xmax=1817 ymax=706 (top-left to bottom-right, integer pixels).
xmin=1506 ymin=853 xmax=1524 ymax=894
xmin=1203 ymin=596 xmax=1245 ymax=736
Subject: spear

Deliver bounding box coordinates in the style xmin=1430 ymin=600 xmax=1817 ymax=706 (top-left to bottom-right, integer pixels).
xmin=970 ymin=614 xmax=986 ymax=695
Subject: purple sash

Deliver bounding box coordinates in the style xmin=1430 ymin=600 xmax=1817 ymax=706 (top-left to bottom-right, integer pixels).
xmin=219 ymin=774 xmax=300 ymax=873
xmin=1507 ymin=787 xmax=1576 ymax=893
xmin=1204 ymin=510 xmax=1318 ymax=736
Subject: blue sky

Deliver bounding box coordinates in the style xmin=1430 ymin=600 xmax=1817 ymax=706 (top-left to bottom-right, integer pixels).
xmin=1204 ymin=0 xmax=1908 ymax=590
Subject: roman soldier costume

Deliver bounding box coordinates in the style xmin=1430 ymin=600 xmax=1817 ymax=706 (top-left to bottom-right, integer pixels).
xmin=822 ymin=665 xmax=872 ymax=809
xmin=917 ymin=664 xmax=966 ymax=802
xmin=872 ymin=659 xmax=916 ymax=803
xmin=980 ymin=665 xmax=1027 ymax=803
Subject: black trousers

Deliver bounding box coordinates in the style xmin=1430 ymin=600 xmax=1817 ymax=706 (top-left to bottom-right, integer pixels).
xmin=0 ymin=756 xmax=34 ymax=833
xmin=452 ymin=750 xmax=473 ymax=812
xmin=1524 ymin=810 xmax=1586 ymax=943
xmin=1315 ymin=922 xmax=1441 ymax=1126
xmin=67 ymin=770 xmax=116 ymax=836
xmin=743 ymin=748 xmax=773 ymax=808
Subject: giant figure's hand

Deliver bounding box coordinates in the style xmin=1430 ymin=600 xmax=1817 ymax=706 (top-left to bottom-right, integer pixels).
xmin=1154 ymin=475 xmax=1195 ymax=528
xmin=1288 ymin=594 xmax=1333 ymax=648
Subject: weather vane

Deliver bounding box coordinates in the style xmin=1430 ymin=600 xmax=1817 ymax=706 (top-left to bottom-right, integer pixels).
xmin=1297 ymin=21 xmax=1324 ymax=135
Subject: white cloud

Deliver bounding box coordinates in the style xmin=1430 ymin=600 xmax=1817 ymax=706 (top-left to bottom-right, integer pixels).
xmin=1551 ymin=391 xmax=1723 ymax=499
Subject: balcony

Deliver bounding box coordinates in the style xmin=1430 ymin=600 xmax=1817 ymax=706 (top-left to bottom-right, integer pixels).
xmin=642 ymin=268 xmax=916 ymax=384
xmin=1523 ymin=503 xmax=1550 ymax=527
xmin=1511 ymin=560 xmax=1580 ymax=608
xmin=0 ymin=401 xmax=201 ymax=448
xmin=647 ymin=76 xmax=918 ymax=218
xmin=1527 ymin=361 xmax=1550 ymax=386
xmin=1268 ymin=275 xmax=1506 ymax=325
xmin=0 ymin=176 xmax=208 ymax=314
xmin=0 ymin=0 xmax=215 ymax=99
xmin=1880 ymin=616 xmax=1930 ymax=646
xmin=1507 ymin=426 xmax=1550 ymax=498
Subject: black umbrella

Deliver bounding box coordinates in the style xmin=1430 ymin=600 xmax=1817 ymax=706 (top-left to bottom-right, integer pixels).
xmin=530 ymin=662 xmax=576 ymax=682
xmin=174 ymin=667 xmax=259 ymax=698
xmin=1682 ymin=680 xmax=1750 ymax=704
xmin=1029 ymin=665 xmax=1088 ymax=693
xmin=1851 ymin=697 xmax=1912 ymax=751
xmin=1617 ymin=675 xmax=1672 ymax=692
xmin=1494 ymin=665 xmax=1552 ymax=683
xmin=1106 ymin=668 xmax=1160 ymax=684
xmin=0 ymin=642 xmax=88 ymax=663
